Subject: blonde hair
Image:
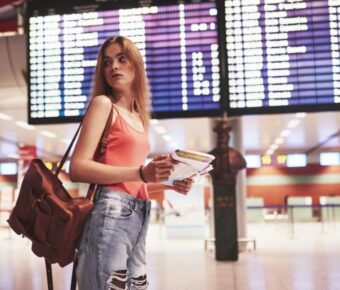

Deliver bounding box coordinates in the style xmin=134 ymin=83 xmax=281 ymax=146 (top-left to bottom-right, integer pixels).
xmin=92 ymin=36 xmax=150 ymax=127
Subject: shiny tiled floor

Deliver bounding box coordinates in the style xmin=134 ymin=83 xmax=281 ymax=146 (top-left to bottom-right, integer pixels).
xmin=1 ymin=221 xmax=340 ymax=290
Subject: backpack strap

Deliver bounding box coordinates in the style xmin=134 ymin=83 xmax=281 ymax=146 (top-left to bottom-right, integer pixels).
xmin=45 ymin=102 xmax=114 ymax=290
xmin=70 ymin=253 xmax=79 ymax=290
xmin=56 ymin=103 xmax=113 ymax=178
xmin=85 ymin=104 xmax=113 ymax=199
xmin=98 ymin=103 xmax=114 ymax=155
xmin=45 ymin=260 xmax=53 ymax=290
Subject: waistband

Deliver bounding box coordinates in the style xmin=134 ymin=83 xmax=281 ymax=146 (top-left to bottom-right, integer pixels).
xmin=95 ymin=186 xmax=150 ymax=210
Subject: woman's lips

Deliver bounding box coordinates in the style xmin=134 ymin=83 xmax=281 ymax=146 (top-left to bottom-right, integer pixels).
xmin=111 ymin=73 xmax=122 ymax=79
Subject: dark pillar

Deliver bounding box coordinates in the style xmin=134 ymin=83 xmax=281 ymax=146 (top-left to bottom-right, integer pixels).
xmin=213 ymin=184 xmax=238 ymax=261
xmin=209 ymin=118 xmax=246 ymax=261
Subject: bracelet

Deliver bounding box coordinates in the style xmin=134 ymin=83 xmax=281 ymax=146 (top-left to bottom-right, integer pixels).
xmin=139 ymin=165 xmax=148 ymax=183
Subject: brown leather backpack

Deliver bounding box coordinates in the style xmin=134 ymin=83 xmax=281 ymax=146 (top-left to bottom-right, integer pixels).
xmin=7 ymin=105 xmax=113 ymax=290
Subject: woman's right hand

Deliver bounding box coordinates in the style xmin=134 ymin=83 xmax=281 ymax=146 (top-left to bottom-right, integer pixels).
xmin=141 ymin=155 xmax=174 ymax=183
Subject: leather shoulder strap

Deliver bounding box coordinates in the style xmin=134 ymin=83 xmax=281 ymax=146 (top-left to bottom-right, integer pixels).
xmin=46 ymin=104 xmax=114 ymax=290
xmin=98 ymin=104 xmax=114 ymax=154
xmin=85 ymin=104 xmax=114 ymax=200
xmin=45 ymin=260 xmax=53 ymax=290
xmin=55 ymin=103 xmax=113 ymax=176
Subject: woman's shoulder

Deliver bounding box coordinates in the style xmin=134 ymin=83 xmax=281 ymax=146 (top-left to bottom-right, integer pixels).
xmin=91 ymin=95 xmax=113 ymax=107
xmin=87 ymin=95 xmax=113 ymax=115
xmin=87 ymin=95 xmax=117 ymax=126
xmin=84 ymin=95 xmax=114 ymax=121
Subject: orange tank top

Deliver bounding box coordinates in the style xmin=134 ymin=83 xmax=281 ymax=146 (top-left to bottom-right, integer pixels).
xmin=98 ymin=105 xmax=150 ymax=200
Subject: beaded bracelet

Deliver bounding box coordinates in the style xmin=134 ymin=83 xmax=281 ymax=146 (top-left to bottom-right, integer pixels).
xmin=139 ymin=165 xmax=148 ymax=183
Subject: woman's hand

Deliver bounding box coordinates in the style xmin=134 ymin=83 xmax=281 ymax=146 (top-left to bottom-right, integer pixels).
xmin=169 ymin=178 xmax=194 ymax=195
xmin=141 ymin=155 xmax=174 ymax=183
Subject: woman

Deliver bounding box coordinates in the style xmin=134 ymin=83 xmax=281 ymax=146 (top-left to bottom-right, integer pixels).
xmin=70 ymin=36 xmax=193 ymax=290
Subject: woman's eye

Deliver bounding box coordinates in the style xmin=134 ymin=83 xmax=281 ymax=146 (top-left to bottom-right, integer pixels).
xmin=119 ymin=56 xmax=126 ymax=63
xmin=104 ymin=60 xmax=111 ymax=66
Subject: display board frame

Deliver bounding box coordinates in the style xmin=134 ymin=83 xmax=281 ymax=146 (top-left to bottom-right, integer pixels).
xmin=224 ymin=0 xmax=340 ymax=117
xmin=26 ymin=0 xmax=226 ymax=124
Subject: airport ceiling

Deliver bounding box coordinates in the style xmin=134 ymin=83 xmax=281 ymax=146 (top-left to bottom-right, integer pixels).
xmin=0 ymin=35 xmax=340 ymax=161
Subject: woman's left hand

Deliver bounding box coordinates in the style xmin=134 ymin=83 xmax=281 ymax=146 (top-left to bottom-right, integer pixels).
xmin=170 ymin=178 xmax=194 ymax=195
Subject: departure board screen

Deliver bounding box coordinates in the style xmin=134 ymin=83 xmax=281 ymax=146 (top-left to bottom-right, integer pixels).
xmin=225 ymin=0 xmax=340 ymax=116
xmin=27 ymin=0 xmax=222 ymax=124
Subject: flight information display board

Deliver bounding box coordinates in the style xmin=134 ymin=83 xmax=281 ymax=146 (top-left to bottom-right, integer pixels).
xmin=225 ymin=0 xmax=340 ymax=116
xmin=27 ymin=0 xmax=222 ymax=124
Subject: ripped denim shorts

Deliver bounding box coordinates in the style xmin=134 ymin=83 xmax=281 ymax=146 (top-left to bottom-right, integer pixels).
xmin=76 ymin=187 xmax=151 ymax=290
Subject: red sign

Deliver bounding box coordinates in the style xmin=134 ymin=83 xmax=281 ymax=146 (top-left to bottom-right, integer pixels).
xmin=19 ymin=145 xmax=37 ymax=160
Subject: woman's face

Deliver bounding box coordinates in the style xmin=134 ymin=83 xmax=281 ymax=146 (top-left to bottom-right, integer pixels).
xmin=103 ymin=42 xmax=135 ymax=92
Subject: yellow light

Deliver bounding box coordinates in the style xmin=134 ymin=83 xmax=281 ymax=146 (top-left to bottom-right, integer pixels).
xmin=262 ymin=155 xmax=272 ymax=165
xmin=57 ymin=162 xmax=65 ymax=170
xmin=277 ymin=155 xmax=287 ymax=164
xmin=44 ymin=162 xmax=53 ymax=170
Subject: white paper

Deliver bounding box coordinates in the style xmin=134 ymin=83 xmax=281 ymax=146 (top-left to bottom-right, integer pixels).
xmin=163 ymin=149 xmax=215 ymax=185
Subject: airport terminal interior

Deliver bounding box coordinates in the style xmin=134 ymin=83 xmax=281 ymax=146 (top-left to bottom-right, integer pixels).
xmin=1 ymin=0 xmax=340 ymax=289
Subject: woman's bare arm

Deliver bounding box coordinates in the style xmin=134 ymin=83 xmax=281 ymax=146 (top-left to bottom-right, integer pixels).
xmin=70 ymin=95 xmax=174 ymax=185
xmin=147 ymin=178 xmax=193 ymax=195
xmin=147 ymin=183 xmax=171 ymax=193
xmin=70 ymin=95 xmax=141 ymax=184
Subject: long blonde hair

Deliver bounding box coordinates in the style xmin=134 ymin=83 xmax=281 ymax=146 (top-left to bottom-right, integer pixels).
xmin=92 ymin=36 xmax=150 ymax=127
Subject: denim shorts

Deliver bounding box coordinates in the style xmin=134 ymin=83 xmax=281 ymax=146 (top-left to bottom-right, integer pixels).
xmin=76 ymin=187 xmax=151 ymax=290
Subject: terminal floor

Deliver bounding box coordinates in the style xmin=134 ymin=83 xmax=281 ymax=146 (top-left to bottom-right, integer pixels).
xmin=0 ymin=221 xmax=340 ymax=290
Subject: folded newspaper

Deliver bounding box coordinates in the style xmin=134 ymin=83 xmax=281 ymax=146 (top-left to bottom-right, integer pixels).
xmin=163 ymin=149 xmax=215 ymax=185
